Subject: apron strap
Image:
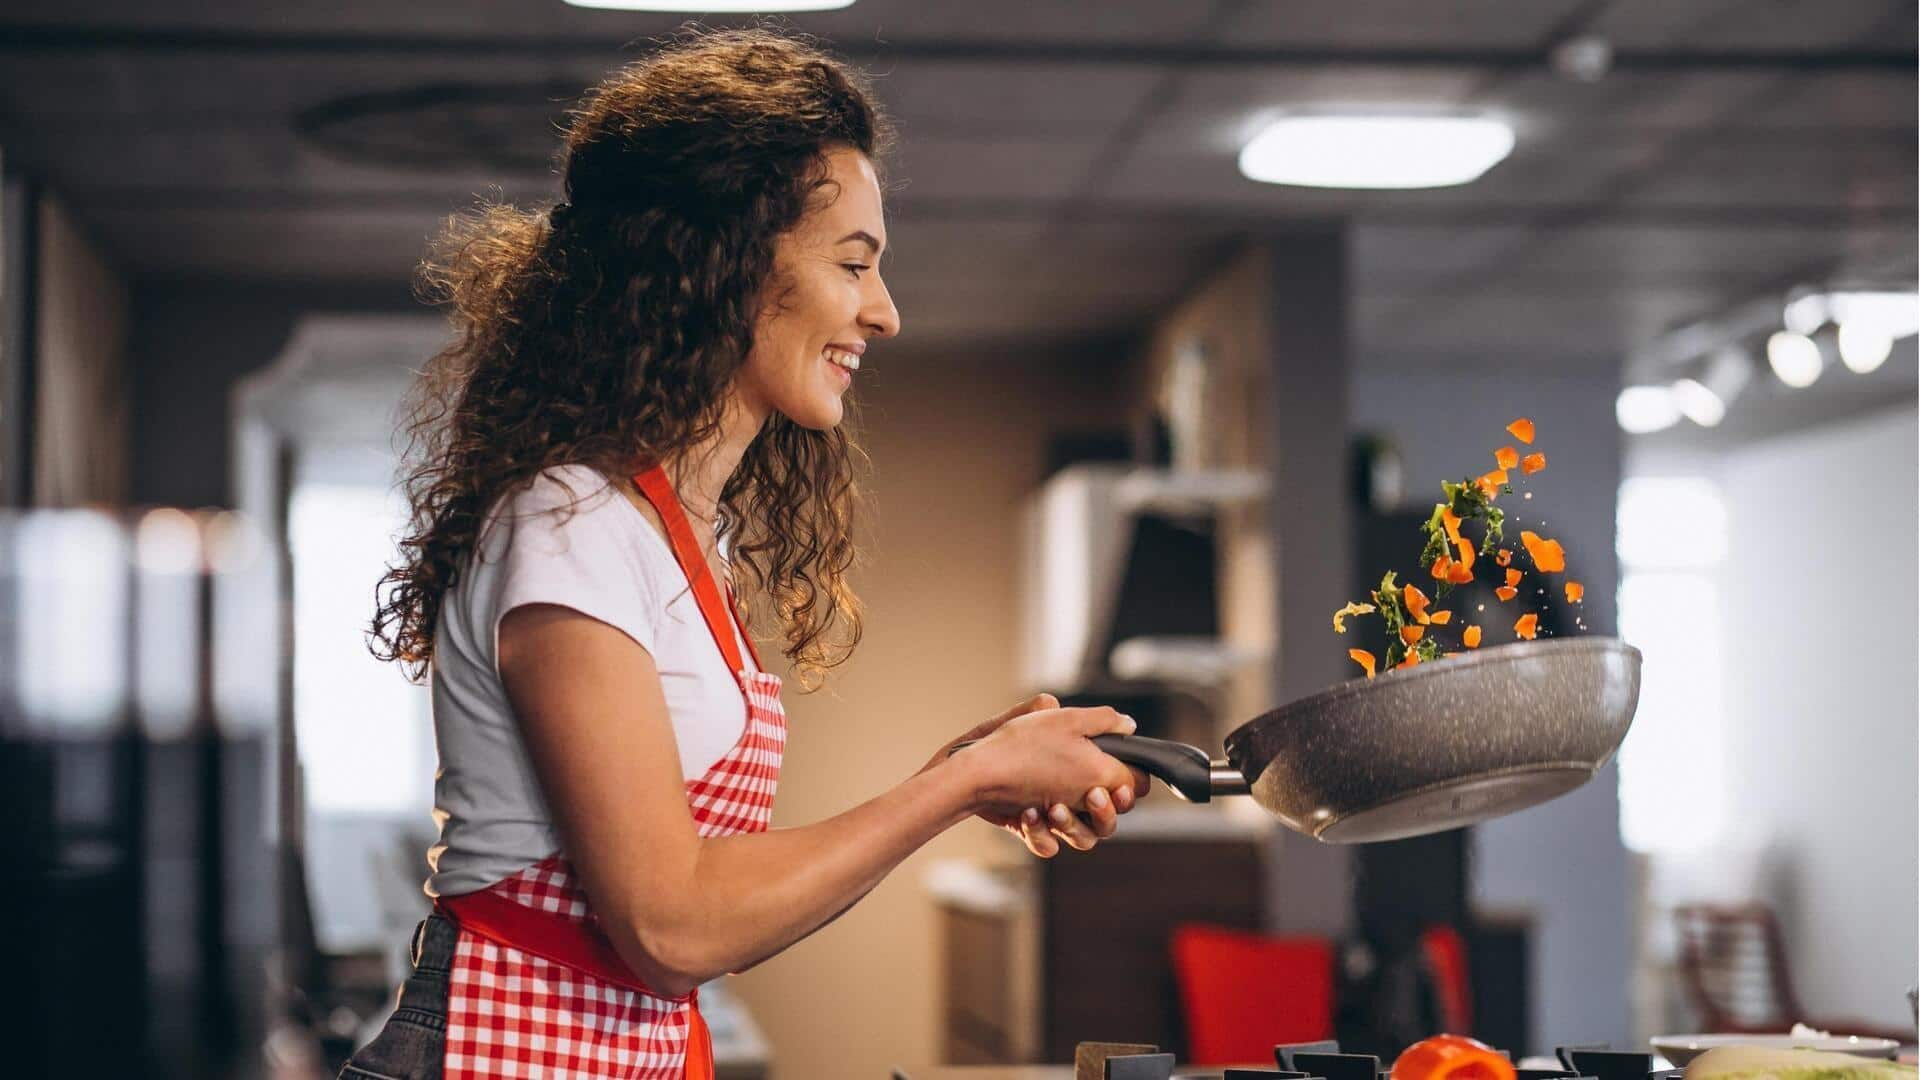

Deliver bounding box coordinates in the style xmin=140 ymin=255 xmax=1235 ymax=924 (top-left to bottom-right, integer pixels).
xmin=632 ymin=465 xmax=757 ymax=687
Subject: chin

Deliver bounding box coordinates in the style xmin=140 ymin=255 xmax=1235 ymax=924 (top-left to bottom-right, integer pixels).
xmin=778 ymin=399 xmax=845 ymax=431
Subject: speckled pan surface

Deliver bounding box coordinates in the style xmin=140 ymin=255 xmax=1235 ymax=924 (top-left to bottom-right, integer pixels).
xmin=1224 ymin=637 xmax=1641 ymax=842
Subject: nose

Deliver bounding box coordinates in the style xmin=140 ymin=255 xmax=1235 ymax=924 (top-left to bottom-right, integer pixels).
xmin=862 ymin=272 xmax=901 ymax=340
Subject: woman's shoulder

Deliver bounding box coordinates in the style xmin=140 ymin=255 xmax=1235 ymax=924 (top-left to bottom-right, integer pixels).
xmin=475 ymin=464 xmax=655 ymax=563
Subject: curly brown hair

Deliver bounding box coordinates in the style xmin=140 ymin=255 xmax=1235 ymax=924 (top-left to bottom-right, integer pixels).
xmin=369 ymin=26 xmax=891 ymax=690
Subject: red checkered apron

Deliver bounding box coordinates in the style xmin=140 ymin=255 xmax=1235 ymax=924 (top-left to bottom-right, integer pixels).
xmin=435 ymin=463 xmax=785 ymax=1080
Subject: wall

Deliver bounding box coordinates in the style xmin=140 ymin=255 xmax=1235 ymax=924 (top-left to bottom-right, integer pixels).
xmin=1349 ymin=367 xmax=1631 ymax=1052
xmin=34 ymin=191 xmax=129 ymax=506
xmin=727 ymin=343 xmax=1136 ymax=1078
xmin=127 ymin=277 xmax=416 ymax=508
xmin=1714 ymin=402 xmax=1917 ymax=1027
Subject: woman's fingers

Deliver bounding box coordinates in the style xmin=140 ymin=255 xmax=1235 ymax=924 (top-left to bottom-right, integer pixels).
xmin=1047 ymin=802 xmax=1099 ymax=852
xmin=1018 ymin=807 xmax=1060 ymax=858
xmin=1083 ymin=787 xmax=1119 ymax=839
xmin=1068 ymin=706 xmax=1137 ymax=738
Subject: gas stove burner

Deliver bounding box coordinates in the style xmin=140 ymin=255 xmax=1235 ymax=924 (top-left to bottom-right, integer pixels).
xmin=897 ymin=1040 xmax=1692 ymax=1080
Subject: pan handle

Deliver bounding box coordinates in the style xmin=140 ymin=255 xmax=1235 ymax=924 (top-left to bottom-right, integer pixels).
xmin=1089 ymin=734 xmax=1237 ymax=804
xmin=946 ymin=735 xmax=1244 ymax=804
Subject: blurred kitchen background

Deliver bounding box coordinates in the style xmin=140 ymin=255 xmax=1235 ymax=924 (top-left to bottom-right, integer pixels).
xmin=0 ymin=1 xmax=1914 ymax=1077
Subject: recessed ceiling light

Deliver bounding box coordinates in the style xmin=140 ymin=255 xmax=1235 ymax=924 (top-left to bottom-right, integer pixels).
xmin=1238 ymin=115 xmax=1515 ymax=189
xmin=1616 ymin=385 xmax=1681 ymax=434
xmin=1767 ymin=331 xmax=1824 ymax=389
xmin=563 ymin=0 xmax=854 ymax=10
xmin=1670 ymin=378 xmax=1726 ymax=427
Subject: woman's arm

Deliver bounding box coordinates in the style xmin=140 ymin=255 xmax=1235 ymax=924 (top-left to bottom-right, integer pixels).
xmin=497 ymin=603 xmax=1134 ymax=997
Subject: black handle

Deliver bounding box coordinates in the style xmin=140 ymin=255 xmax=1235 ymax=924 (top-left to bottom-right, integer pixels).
xmin=1089 ymin=734 xmax=1216 ymax=804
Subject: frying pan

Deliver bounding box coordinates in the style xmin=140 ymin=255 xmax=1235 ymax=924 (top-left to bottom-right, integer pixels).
xmin=977 ymin=637 xmax=1640 ymax=844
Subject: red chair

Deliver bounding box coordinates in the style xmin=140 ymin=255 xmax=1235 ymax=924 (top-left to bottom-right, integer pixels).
xmin=1674 ymin=904 xmax=1915 ymax=1042
xmin=1420 ymin=924 xmax=1473 ymax=1035
xmin=1170 ymin=924 xmax=1335 ymax=1065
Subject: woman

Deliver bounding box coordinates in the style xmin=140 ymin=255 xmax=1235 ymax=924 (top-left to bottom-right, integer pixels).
xmin=348 ymin=28 xmax=1146 ymax=1080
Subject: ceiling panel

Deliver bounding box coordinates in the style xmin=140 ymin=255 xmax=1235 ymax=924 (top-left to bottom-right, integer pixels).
xmin=873 ymin=60 xmax=1167 ymax=139
xmin=1214 ymin=0 xmax=1592 ymax=49
xmin=1623 ymin=134 xmax=1917 ymax=209
xmin=1589 ymin=0 xmax=1913 ymax=52
xmin=0 ymin=0 xmax=1232 ymax=44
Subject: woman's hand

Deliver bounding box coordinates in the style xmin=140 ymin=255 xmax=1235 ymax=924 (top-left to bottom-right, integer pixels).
xmin=936 ymin=694 xmax=1149 ymax=858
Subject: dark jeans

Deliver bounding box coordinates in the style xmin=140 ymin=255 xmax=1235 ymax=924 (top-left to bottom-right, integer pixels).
xmin=337 ymin=915 xmax=454 ymax=1080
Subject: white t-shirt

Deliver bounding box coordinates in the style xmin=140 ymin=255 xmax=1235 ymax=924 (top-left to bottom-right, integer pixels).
xmin=424 ymin=463 xmax=757 ymax=898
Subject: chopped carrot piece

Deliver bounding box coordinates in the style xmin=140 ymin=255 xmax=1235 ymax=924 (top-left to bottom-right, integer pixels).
xmin=1441 ymin=507 xmax=1465 ymax=542
xmin=1514 ymin=612 xmax=1539 ymax=640
xmin=1495 ymin=585 xmax=1518 ymax=602
xmin=1403 ymin=584 xmax=1432 ymax=624
xmin=1565 ymin=581 xmax=1585 ymax=603
xmin=1462 ymin=625 xmax=1483 ymax=648
xmin=1447 ymin=560 xmax=1475 ymax=585
xmin=1521 ymin=452 xmax=1546 ymax=475
xmin=1520 ymin=529 xmax=1567 ymax=573
xmin=1430 ymin=555 xmax=1454 ymax=581
xmin=1507 ymin=417 xmax=1535 ymax=444
xmin=1451 ymin=537 xmax=1476 ymax=573
xmin=1496 ymin=549 xmax=1512 ymax=567
xmin=1395 ymin=651 xmax=1422 ymax=669
xmin=1428 ymin=610 xmax=1454 ymax=625
xmin=1476 ymin=469 xmax=1509 ymax=498
xmin=1504 ymin=567 xmax=1522 ymax=588
xmin=1494 ymin=446 xmax=1519 ymax=471
xmin=1349 ymin=648 xmax=1377 ymax=678
xmin=1333 ymin=601 xmax=1377 ymax=633
xmin=1399 ymin=625 xmax=1425 ymax=645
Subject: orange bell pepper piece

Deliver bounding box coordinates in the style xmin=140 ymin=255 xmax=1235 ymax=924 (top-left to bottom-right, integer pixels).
xmin=1495 ymin=585 xmax=1518 ymax=602
xmin=1447 ymin=560 xmax=1475 ymax=585
xmin=1391 ymin=1034 xmax=1517 ymax=1080
xmin=1428 ymin=610 xmax=1453 ymax=625
xmin=1507 ymin=418 xmax=1535 ymax=445
xmin=1565 ymin=581 xmax=1584 ymax=603
xmin=1395 ymin=650 xmax=1422 ymax=669
xmin=1514 ymin=612 xmax=1539 ymax=640
xmin=1520 ymin=530 xmax=1566 ymax=573
xmin=1494 ymin=446 xmax=1519 ymax=471
xmin=1462 ymin=625 xmax=1482 ymax=648
xmin=1496 ymin=549 xmax=1512 ymax=567
xmin=1400 ymin=624 xmax=1425 ymax=645
xmin=1349 ymin=649 xmax=1377 ymax=678
xmin=1476 ymin=469 xmax=1509 ymax=498
xmin=1521 ymin=452 xmax=1546 ymax=475
xmin=1504 ymin=567 xmax=1522 ymax=588
xmin=1430 ymin=555 xmax=1454 ymax=581
xmin=1403 ymin=584 xmax=1432 ymax=624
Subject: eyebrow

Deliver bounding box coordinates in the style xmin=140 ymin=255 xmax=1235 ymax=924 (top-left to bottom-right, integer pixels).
xmin=837 ymin=230 xmax=884 ymax=256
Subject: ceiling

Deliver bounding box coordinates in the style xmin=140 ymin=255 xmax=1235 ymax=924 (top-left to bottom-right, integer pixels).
xmin=0 ymin=0 xmax=1913 ymax=373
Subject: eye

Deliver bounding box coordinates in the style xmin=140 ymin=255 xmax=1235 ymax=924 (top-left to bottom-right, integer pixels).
xmin=842 ymin=263 xmax=871 ymax=278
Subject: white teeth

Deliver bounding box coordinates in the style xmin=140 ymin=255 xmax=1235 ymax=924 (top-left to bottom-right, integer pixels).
xmin=825 ymin=348 xmax=861 ymax=372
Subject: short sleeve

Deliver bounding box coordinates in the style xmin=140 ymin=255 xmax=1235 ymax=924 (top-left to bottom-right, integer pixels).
xmin=479 ymin=468 xmax=662 ymax=675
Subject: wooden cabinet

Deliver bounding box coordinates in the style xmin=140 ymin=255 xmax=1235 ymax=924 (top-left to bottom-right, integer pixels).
xmin=935 ymin=830 xmax=1267 ymax=1065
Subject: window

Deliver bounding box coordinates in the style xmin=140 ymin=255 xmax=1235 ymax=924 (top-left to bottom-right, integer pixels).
xmin=1615 ymin=476 xmax=1727 ymax=852
xmin=289 ymin=482 xmax=431 ymax=815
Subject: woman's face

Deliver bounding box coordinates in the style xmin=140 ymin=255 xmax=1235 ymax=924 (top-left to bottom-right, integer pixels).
xmin=736 ymin=147 xmax=900 ymax=431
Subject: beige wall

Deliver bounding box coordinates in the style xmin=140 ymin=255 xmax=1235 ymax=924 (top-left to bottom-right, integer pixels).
xmin=35 ymin=191 xmax=130 ymax=506
xmin=730 ymin=344 xmax=1137 ymax=1077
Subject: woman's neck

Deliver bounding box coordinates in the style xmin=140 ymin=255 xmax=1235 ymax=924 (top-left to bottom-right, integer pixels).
xmin=662 ymin=391 xmax=766 ymax=529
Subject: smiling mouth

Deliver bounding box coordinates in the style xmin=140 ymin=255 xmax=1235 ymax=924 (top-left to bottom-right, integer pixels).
xmin=824 ymin=347 xmax=861 ymax=372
